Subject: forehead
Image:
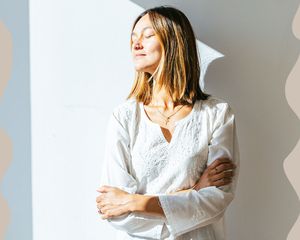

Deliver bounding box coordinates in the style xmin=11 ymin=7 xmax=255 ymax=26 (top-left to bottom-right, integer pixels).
xmin=132 ymin=14 xmax=153 ymax=33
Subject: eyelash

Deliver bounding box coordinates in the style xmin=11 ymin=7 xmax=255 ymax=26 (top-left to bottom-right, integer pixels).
xmin=145 ymin=34 xmax=154 ymax=38
xmin=132 ymin=34 xmax=154 ymax=42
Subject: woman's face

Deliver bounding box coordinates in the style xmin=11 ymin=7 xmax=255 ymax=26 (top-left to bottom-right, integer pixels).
xmin=131 ymin=14 xmax=162 ymax=74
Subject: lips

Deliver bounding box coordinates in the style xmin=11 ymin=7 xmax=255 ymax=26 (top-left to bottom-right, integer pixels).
xmin=135 ymin=54 xmax=146 ymax=57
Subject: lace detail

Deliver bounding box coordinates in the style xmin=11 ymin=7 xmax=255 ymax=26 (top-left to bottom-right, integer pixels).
xmin=112 ymin=96 xmax=229 ymax=194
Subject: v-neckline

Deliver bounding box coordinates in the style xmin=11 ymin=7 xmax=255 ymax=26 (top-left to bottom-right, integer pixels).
xmin=139 ymin=100 xmax=198 ymax=145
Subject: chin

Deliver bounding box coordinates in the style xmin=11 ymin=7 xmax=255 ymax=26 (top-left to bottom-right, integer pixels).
xmin=134 ymin=65 xmax=155 ymax=74
xmin=134 ymin=66 xmax=148 ymax=72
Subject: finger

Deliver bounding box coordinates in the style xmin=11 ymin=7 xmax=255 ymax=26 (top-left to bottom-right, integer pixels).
xmin=97 ymin=202 xmax=107 ymax=209
xmin=211 ymin=170 xmax=234 ymax=182
xmin=212 ymin=168 xmax=234 ymax=178
xmin=97 ymin=185 xmax=113 ymax=193
xmin=101 ymin=206 xmax=126 ymax=219
xmin=214 ymin=177 xmax=232 ymax=187
xmin=97 ymin=196 xmax=111 ymax=207
xmin=214 ymin=161 xmax=236 ymax=170
xmin=97 ymin=203 xmax=109 ymax=212
xmin=101 ymin=214 xmax=109 ymax=220
xmin=215 ymin=163 xmax=236 ymax=173
xmin=207 ymin=157 xmax=232 ymax=170
xmin=100 ymin=205 xmax=110 ymax=214
xmin=96 ymin=193 xmax=109 ymax=203
xmin=209 ymin=163 xmax=235 ymax=176
xmin=96 ymin=194 xmax=104 ymax=203
xmin=101 ymin=209 xmax=114 ymax=220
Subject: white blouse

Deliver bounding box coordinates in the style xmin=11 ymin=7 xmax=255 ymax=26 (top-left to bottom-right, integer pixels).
xmin=100 ymin=95 xmax=240 ymax=240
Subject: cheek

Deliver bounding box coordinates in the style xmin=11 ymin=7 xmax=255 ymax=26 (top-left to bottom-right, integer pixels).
xmin=146 ymin=43 xmax=162 ymax=59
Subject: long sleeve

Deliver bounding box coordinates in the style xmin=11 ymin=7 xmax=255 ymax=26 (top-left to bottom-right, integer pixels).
xmin=158 ymin=102 xmax=240 ymax=238
xmin=99 ymin=111 xmax=165 ymax=239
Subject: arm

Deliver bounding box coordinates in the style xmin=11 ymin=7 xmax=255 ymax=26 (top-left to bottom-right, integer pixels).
xmin=129 ymin=102 xmax=240 ymax=238
xmin=98 ymin=111 xmax=165 ymax=239
xmin=128 ymin=157 xmax=237 ymax=217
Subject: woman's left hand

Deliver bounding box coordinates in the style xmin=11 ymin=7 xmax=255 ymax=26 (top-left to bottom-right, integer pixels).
xmin=96 ymin=185 xmax=133 ymax=220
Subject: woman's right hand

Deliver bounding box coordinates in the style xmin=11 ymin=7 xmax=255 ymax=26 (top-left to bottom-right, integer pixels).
xmin=169 ymin=157 xmax=236 ymax=195
xmin=193 ymin=157 xmax=236 ymax=191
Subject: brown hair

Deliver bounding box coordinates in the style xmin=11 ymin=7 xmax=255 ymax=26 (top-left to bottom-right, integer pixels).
xmin=127 ymin=6 xmax=210 ymax=105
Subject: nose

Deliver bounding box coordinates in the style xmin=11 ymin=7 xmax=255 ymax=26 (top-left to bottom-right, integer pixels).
xmin=132 ymin=35 xmax=143 ymax=50
xmin=134 ymin=42 xmax=143 ymax=50
xmin=133 ymin=40 xmax=143 ymax=50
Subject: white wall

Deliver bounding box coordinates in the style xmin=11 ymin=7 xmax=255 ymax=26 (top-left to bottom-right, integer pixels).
xmin=30 ymin=1 xmax=141 ymax=239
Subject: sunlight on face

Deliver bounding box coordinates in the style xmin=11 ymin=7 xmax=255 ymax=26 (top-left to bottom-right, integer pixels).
xmin=131 ymin=14 xmax=162 ymax=74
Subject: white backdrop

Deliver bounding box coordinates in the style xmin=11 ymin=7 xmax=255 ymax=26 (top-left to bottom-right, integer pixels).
xmin=30 ymin=1 xmax=139 ymax=239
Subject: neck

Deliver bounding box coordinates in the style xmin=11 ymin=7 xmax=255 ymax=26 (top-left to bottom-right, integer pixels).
xmin=151 ymin=86 xmax=177 ymax=111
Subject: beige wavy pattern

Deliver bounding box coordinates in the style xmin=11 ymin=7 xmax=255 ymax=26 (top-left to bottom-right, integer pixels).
xmin=0 ymin=21 xmax=13 ymax=240
xmin=284 ymin=4 xmax=300 ymax=240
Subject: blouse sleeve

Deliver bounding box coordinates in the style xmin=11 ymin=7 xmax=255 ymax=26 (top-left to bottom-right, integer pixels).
xmin=157 ymin=102 xmax=240 ymax=238
xmin=99 ymin=111 xmax=165 ymax=239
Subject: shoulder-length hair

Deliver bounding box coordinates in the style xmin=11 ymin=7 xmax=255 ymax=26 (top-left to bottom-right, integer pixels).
xmin=127 ymin=6 xmax=210 ymax=105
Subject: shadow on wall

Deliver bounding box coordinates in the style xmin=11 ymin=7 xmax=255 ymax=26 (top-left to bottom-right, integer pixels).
xmin=0 ymin=21 xmax=13 ymax=239
xmin=130 ymin=1 xmax=300 ymax=240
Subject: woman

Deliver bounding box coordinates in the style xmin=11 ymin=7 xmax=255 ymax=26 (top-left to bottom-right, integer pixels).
xmin=96 ymin=6 xmax=239 ymax=240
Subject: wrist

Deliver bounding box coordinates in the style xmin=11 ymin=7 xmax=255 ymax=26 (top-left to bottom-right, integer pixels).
xmin=129 ymin=194 xmax=151 ymax=213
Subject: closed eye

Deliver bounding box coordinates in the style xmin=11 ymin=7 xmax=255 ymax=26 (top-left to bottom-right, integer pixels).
xmin=145 ymin=34 xmax=154 ymax=38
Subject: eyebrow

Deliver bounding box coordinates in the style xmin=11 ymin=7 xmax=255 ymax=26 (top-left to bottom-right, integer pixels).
xmin=131 ymin=26 xmax=154 ymax=36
